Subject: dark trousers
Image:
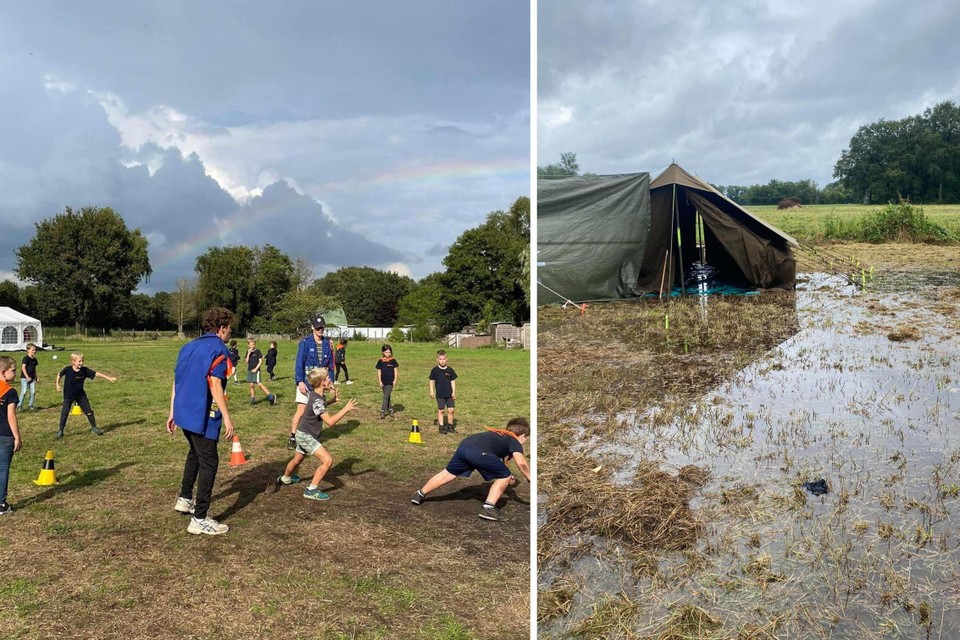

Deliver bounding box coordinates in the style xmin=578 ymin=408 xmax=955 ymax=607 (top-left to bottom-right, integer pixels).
xmin=266 ymin=363 xmax=275 ymax=379
xmin=179 ymin=429 xmax=220 ymax=520
xmin=336 ymin=363 xmax=349 ymax=381
xmin=59 ymin=394 xmax=96 ymax=431
xmin=381 ymin=384 xmax=393 ymax=413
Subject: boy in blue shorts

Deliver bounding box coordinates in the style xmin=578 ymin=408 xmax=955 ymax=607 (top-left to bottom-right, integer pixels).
xmin=278 ymin=367 xmax=357 ymax=501
xmin=410 ymin=417 xmax=530 ymax=521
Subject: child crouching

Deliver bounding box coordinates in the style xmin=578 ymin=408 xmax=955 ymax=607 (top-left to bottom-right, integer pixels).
xmin=278 ymin=367 xmax=357 ymax=501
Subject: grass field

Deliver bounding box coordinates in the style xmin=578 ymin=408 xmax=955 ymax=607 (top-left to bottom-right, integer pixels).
xmin=0 ymin=339 xmax=531 ymax=639
xmin=749 ymin=203 xmax=960 ymax=241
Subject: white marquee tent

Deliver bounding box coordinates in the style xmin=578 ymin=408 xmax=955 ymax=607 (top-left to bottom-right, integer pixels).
xmin=0 ymin=307 xmax=43 ymax=351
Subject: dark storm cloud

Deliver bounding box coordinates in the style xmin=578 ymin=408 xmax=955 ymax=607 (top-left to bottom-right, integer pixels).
xmin=0 ymin=1 xmax=529 ymax=290
xmin=539 ymin=0 xmax=960 ymax=186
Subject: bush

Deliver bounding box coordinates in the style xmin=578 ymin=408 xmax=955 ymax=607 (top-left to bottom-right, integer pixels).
xmin=387 ymin=326 xmax=407 ymax=343
xmin=858 ymin=201 xmax=957 ymax=244
xmin=410 ymin=323 xmax=439 ymax=343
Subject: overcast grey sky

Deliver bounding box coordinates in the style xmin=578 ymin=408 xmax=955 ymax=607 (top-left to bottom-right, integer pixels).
xmin=0 ymin=1 xmax=529 ymax=292
xmin=539 ymin=0 xmax=960 ymax=188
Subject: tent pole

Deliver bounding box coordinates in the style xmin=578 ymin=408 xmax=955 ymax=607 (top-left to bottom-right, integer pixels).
xmin=674 ymin=184 xmax=685 ymax=295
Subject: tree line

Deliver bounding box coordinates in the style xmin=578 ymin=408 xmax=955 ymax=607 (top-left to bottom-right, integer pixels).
xmin=5 ymin=197 xmax=530 ymax=339
xmin=543 ymin=103 xmax=960 ymax=207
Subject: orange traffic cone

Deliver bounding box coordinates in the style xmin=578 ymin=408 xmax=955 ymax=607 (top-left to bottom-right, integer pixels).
xmin=408 ymin=419 xmax=422 ymax=444
xmin=34 ymin=450 xmax=58 ymax=485
xmin=228 ymin=435 xmax=248 ymax=466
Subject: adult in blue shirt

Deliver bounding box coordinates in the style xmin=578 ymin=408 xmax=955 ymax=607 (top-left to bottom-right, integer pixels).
xmin=287 ymin=315 xmax=336 ymax=450
xmin=167 ymin=307 xmax=237 ymax=536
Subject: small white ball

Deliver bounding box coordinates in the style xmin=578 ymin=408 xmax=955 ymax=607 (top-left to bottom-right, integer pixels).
xmin=52 ymin=355 xmax=58 ymax=360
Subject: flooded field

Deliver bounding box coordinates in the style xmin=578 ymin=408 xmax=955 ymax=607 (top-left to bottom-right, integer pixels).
xmin=538 ymin=260 xmax=960 ymax=638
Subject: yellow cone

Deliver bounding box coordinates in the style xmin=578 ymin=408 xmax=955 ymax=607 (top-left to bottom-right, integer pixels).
xmin=34 ymin=450 xmax=58 ymax=486
xmin=408 ymin=419 xmax=422 ymax=444
xmin=70 ymin=403 xmax=82 ymax=416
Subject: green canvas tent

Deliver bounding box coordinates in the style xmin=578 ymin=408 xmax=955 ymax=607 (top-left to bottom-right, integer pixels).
xmin=537 ymin=164 xmax=797 ymax=304
xmin=537 ymin=172 xmax=652 ymax=303
xmin=636 ymin=163 xmax=797 ymax=294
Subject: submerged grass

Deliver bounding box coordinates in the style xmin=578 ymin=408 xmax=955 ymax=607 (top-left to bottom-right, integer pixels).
xmin=538 ymin=261 xmax=960 ymax=638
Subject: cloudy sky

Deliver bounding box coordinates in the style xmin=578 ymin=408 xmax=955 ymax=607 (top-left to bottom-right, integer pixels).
xmin=539 ymin=0 xmax=960 ymax=187
xmin=0 ymin=2 xmax=529 ymax=292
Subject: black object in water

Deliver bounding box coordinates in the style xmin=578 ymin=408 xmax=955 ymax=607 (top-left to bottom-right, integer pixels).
xmin=803 ymin=479 xmax=829 ymax=496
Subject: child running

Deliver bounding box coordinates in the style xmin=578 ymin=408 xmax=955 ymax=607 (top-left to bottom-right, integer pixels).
xmin=55 ymin=352 xmax=117 ymax=438
xmin=278 ymin=367 xmax=357 ymax=501
xmin=411 ymin=417 xmax=531 ymax=521
xmin=0 ymin=356 xmax=22 ymax=515
xmin=245 ymin=339 xmax=277 ymax=405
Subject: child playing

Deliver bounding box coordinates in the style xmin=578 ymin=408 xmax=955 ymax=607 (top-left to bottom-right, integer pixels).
xmin=266 ymin=341 xmax=278 ymax=381
xmin=335 ymin=339 xmax=352 ymax=384
xmin=228 ymin=339 xmax=240 ymax=384
xmin=375 ymin=344 xmax=399 ymax=419
xmin=429 ymin=349 xmax=458 ymax=434
xmin=55 ymin=352 xmax=117 ymax=439
xmin=245 ymin=339 xmax=277 ymax=406
xmin=278 ymin=367 xmax=357 ymax=501
xmin=19 ymin=342 xmax=38 ymax=412
xmin=411 ymin=417 xmax=530 ymax=521
xmin=0 ymin=356 xmax=22 ymax=515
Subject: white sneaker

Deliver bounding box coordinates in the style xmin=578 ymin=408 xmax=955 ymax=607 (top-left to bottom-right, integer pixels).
xmin=334 ymin=381 xmax=340 ymax=385
xmin=187 ymin=517 xmax=229 ymax=535
xmin=174 ymin=497 xmax=195 ymax=514
xmin=345 ymin=380 xmax=354 ymax=385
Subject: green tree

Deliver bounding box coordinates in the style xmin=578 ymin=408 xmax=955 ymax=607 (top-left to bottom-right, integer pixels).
xmin=168 ymin=278 xmax=198 ymax=338
xmin=15 ymin=206 xmax=151 ymax=331
xmin=538 ymin=151 xmax=580 ymax=177
xmin=0 ymin=280 xmax=20 ymax=308
xmin=311 ymin=267 xmax=415 ymax=326
xmin=264 ymin=289 xmax=341 ymax=336
xmin=397 ymin=273 xmax=445 ymax=327
xmin=252 ymin=244 xmax=294 ymax=323
xmin=195 ymin=246 xmax=256 ymax=329
xmin=439 ymin=196 xmax=530 ymax=333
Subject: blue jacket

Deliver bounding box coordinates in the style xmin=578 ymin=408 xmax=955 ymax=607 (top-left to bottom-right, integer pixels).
xmin=173 ymin=333 xmax=231 ymax=440
xmin=295 ymin=334 xmax=335 ymax=385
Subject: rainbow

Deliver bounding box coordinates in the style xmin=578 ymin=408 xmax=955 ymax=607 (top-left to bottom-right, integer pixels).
xmin=315 ymin=157 xmax=529 ymax=192
xmin=150 ymin=157 xmax=529 ymax=271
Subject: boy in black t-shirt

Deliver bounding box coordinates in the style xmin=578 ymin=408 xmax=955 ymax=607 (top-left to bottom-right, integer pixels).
xmin=228 ymin=340 xmax=240 ymax=384
xmin=19 ymin=342 xmax=39 ymax=412
xmin=245 ymin=339 xmax=277 ymax=406
xmin=266 ymin=341 xmax=278 ymax=381
xmin=428 ymin=349 xmax=458 ymax=434
xmin=375 ymin=344 xmax=399 ymax=419
xmin=410 ymin=417 xmax=530 ymax=521
xmin=55 ymin=352 xmax=117 ymax=439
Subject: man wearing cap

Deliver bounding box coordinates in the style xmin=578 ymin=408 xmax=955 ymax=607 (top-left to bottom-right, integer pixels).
xmin=287 ymin=315 xmax=336 ymax=449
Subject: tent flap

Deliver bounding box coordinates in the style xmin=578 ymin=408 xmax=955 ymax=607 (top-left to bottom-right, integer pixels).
xmin=538 ymin=173 xmax=651 ymax=303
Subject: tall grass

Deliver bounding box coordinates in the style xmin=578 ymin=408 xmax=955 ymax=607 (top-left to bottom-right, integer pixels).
xmin=750 ymin=202 xmax=960 ymax=243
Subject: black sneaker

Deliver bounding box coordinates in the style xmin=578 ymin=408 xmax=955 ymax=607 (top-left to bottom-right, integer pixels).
xmin=55 ymin=430 xmax=64 ymax=440
xmin=287 ymin=435 xmax=296 ymax=450
xmin=479 ymin=505 xmax=503 ymax=521
xmin=0 ymin=502 xmax=13 ymax=515
xmin=91 ymin=427 xmax=104 ymax=436
xmin=411 ymin=490 xmax=425 ymax=506
xmin=388 ymin=408 xmax=394 ymax=417
xmin=380 ymin=411 xmax=386 ymax=419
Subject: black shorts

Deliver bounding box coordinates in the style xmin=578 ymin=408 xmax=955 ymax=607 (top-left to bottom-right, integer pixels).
xmin=436 ymin=397 xmax=455 ymax=410
xmin=445 ymin=448 xmax=510 ymax=481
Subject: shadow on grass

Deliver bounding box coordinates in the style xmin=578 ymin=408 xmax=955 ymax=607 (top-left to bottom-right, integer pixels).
xmin=16 ymin=462 xmax=136 ymax=509
xmin=422 ymin=481 xmax=531 ymax=508
xmin=100 ymin=418 xmax=147 ymax=434
xmin=323 ymin=456 xmax=376 ymax=492
xmin=321 ymin=419 xmax=361 ymax=441
xmin=212 ymin=460 xmax=288 ymax=522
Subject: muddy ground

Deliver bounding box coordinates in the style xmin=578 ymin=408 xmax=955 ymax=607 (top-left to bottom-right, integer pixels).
xmin=1 ymin=440 xmax=530 ymax=640
xmin=538 ymin=244 xmax=960 ymax=639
